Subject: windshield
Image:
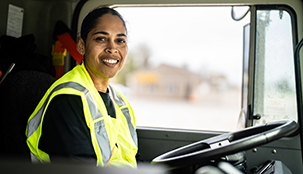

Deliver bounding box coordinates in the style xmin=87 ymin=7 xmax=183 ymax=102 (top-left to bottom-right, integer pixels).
xmin=109 ymin=6 xmax=250 ymax=132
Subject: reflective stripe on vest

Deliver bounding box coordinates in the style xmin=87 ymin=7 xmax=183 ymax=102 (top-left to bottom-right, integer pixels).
xmin=27 ymin=82 xmax=113 ymax=165
xmin=110 ymin=86 xmax=138 ymax=147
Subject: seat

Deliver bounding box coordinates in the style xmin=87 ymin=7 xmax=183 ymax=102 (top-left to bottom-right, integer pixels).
xmin=0 ymin=70 xmax=55 ymax=160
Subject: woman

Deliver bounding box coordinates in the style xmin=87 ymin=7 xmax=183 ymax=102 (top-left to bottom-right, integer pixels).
xmin=26 ymin=7 xmax=138 ymax=167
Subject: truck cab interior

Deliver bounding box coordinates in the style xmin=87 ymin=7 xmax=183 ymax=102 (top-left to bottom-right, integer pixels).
xmin=0 ymin=0 xmax=303 ymax=173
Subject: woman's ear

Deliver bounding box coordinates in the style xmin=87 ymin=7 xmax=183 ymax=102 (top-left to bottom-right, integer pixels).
xmin=76 ymin=37 xmax=85 ymax=55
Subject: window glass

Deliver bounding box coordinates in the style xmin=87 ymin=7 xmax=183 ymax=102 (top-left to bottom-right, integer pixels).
xmin=113 ymin=7 xmax=250 ymax=131
xmin=253 ymin=9 xmax=297 ymax=125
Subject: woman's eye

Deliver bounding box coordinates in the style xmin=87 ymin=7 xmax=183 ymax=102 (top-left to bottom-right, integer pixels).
xmin=117 ymin=39 xmax=126 ymax=44
xmin=96 ymin=37 xmax=105 ymax=41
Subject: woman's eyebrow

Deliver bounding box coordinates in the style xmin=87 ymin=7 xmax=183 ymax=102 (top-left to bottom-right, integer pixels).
xmin=93 ymin=31 xmax=109 ymax=36
xmin=117 ymin=33 xmax=127 ymax=37
xmin=93 ymin=31 xmax=126 ymax=37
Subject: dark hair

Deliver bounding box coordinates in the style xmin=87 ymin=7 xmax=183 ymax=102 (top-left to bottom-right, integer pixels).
xmin=80 ymin=6 xmax=127 ymax=43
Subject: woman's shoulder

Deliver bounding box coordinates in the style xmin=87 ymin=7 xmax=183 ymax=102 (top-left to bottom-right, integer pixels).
xmin=49 ymin=94 xmax=82 ymax=109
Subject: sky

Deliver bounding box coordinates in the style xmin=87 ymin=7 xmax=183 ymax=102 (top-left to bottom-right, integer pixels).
xmin=116 ymin=6 xmax=251 ymax=87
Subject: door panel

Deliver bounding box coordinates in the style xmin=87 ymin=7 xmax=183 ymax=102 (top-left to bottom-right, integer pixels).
xmin=245 ymin=5 xmax=302 ymax=174
xmin=245 ymin=135 xmax=303 ymax=173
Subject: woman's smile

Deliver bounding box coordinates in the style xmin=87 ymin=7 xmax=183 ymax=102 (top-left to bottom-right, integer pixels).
xmin=102 ymin=58 xmax=120 ymax=67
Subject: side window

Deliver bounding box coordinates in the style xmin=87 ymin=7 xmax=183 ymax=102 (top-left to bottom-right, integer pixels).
xmin=114 ymin=6 xmax=250 ymax=132
xmin=253 ymin=8 xmax=297 ymax=126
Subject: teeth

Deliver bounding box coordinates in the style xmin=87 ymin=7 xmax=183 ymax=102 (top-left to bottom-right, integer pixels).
xmin=103 ymin=59 xmax=118 ymax=63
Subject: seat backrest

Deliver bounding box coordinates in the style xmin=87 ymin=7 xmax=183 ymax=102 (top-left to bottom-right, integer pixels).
xmin=0 ymin=70 xmax=55 ymax=160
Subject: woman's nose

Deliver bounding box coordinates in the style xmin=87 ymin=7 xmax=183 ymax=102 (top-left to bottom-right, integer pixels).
xmin=105 ymin=41 xmax=117 ymax=54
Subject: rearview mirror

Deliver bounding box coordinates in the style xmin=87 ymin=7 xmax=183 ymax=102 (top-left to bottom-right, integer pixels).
xmin=231 ymin=6 xmax=250 ymax=21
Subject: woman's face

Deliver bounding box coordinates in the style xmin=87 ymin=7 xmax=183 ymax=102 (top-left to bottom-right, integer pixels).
xmin=80 ymin=13 xmax=128 ymax=80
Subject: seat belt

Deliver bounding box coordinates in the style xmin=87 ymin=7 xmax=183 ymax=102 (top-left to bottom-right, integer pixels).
xmin=53 ymin=20 xmax=83 ymax=64
xmin=56 ymin=32 xmax=83 ymax=64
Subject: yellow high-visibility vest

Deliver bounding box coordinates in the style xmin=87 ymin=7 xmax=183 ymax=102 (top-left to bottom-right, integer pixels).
xmin=26 ymin=63 xmax=138 ymax=167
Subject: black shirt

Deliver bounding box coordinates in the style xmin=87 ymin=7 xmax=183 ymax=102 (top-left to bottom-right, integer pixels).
xmin=39 ymin=91 xmax=116 ymax=163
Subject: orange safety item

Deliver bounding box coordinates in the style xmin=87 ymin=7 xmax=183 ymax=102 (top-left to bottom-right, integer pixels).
xmin=52 ymin=40 xmax=66 ymax=79
xmin=56 ymin=33 xmax=83 ymax=64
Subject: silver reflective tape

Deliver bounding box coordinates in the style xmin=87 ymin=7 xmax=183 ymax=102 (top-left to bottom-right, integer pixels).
xmin=27 ymin=107 xmax=44 ymax=138
xmin=110 ymin=86 xmax=126 ymax=107
xmin=84 ymin=89 xmax=103 ymax=120
xmin=121 ymin=108 xmax=138 ymax=146
xmin=30 ymin=151 xmax=40 ymax=163
xmin=27 ymin=82 xmax=86 ymax=138
xmin=95 ymin=119 xmax=111 ymax=165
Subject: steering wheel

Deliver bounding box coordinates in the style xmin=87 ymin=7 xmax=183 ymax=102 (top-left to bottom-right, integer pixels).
xmin=151 ymin=120 xmax=298 ymax=169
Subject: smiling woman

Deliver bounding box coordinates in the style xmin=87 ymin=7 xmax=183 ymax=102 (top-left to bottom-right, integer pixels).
xmin=26 ymin=7 xmax=139 ymax=167
xmin=1 ymin=0 xmax=303 ymax=173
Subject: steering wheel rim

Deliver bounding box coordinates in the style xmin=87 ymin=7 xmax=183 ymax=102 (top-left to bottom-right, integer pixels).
xmin=151 ymin=120 xmax=298 ymax=168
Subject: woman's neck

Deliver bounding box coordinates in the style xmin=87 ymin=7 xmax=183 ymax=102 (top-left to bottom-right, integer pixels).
xmin=84 ymin=63 xmax=111 ymax=93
